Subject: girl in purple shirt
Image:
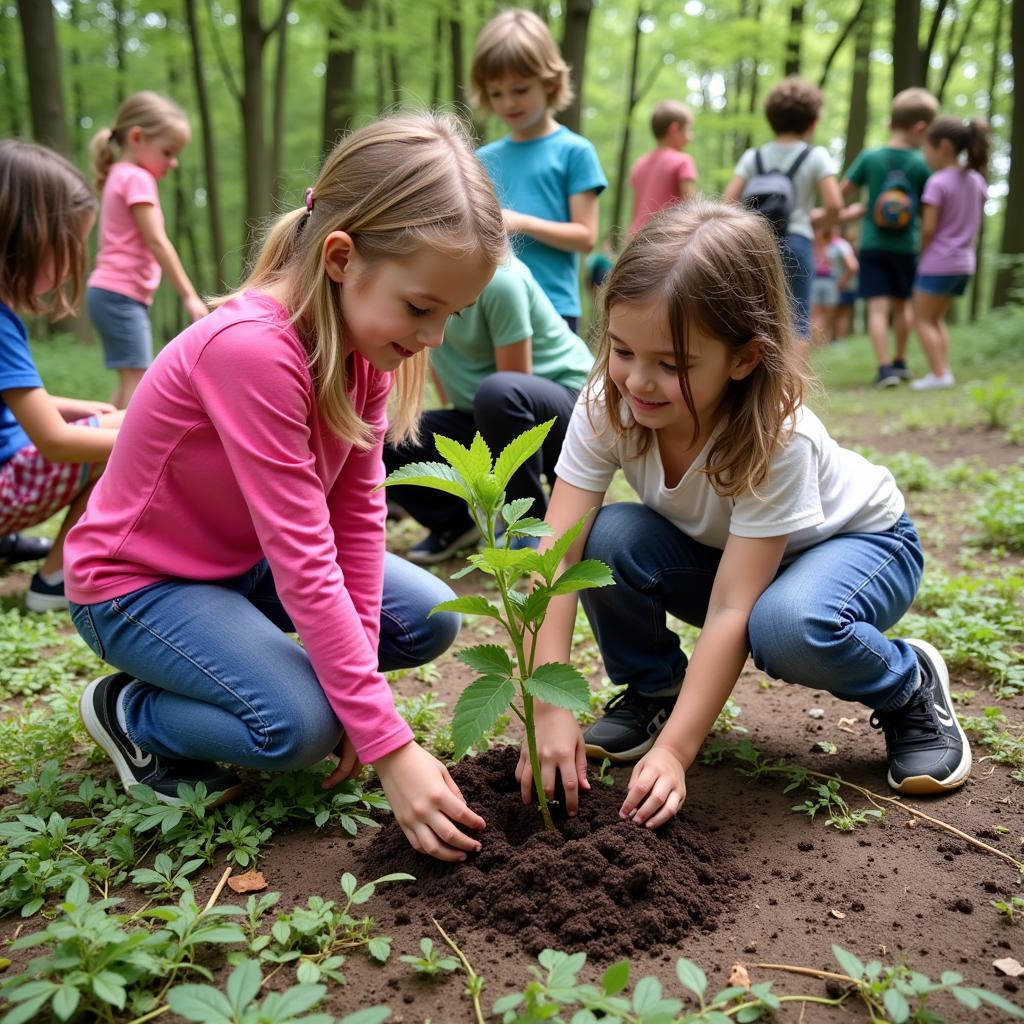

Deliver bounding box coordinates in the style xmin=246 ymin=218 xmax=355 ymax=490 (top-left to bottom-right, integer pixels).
xmin=911 ymin=116 xmax=990 ymax=391
xmin=67 ymin=114 xmax=507 ymax=863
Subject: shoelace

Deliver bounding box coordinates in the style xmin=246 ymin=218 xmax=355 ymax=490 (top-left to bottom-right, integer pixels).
xmin=870 ymin=690 xmax=940 ymax=748
xmin=601 ymin=689 xmax=666 ymax=726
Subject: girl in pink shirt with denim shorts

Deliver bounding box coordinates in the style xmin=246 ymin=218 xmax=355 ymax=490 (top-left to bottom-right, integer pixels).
xmin=87 ymin=92 xmax=207 ymax=409
xmin=911 ymin=116 xmax=990 ymax=391
xmin=67 ymin=113 xmax=507 ymax=864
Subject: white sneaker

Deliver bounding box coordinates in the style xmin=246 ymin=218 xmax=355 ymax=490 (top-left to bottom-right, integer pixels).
xmin=909 ymin=371 xmax=955 ymax=391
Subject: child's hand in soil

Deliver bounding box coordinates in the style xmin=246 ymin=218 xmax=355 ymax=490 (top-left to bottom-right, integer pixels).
xmin=621 ymin=745 xmax=686 ymax=829
xmin=515 ymin=704 xmax=590 ymax=816
xmin=374 ymin=740 xmax=486 ymax=862
xmin=321 ymin=734 xmax=362 ymax=788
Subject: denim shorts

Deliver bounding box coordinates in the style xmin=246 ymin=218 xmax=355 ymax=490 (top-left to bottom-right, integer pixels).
xmin=915 ymin=273 xmax=970 ymax=298
xmin=87 ymin=286 xmax=153 ymax=369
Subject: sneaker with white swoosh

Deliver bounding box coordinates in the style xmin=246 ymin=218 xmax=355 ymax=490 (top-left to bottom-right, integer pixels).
xmin=79 ymin=674 xmax=244 ymax=806
xmin=870 ymin=639 xmax=971 ymax=794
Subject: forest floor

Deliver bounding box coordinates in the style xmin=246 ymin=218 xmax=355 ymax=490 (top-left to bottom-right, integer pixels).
xmin=1 ymin=312 xmax=1023 ymax=1024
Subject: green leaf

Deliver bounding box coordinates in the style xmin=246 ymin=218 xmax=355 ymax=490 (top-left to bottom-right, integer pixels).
xmin=1 ymin=991 xmax=53 ymax=1024
xmin=470 ymin=546 xmax=542 ymax=577
xmin=523 ymin=663 xmax=591 ymax=715
xmin=457 ymin=645 xmax=514 ymax=677
xmin=601 ymin=960 xmax=630 ymax=996
xmin=297 ymin=959 xmax=321 ymax=984
xmin=52 ymin=984 xmax=80 ymax=1021
xmin=225 ymin=960 xmax=261 ymax=1014
xmin=339 ymin=1009 xmax=392 ymax=1024
xmin=340 ymin=872 xmax=357 ymax=897
xmin=675 ymin=958 xmax=708 ymax=997
xmin=951 ymin=987 xmax=981 ymax=1010
xmin=883 ymin=988 xmax=910 ymax=1023
xmin=502 ymin=497 xmax=535 ymax=526
xmin=371 ymin=873 xmax=416 ymax=885
xmin=550 ymin=560 xmax=614 ymax=596
xmin=261 ymin=983 xmax=327 ymax=1018
xmin=974 ymin=988 xmax=1024 ymax=1018
xmin=428 ymin=596 xmax=504 ymax=621
xmin=505 ymin=517 xmax=553 ymax=538
xmin=831 ymin=945 xmax=865 ymax=981
xmin=940 ymin=970 xmax=963 ymax=986
xmin=493 ymin=420 xmax=555 ymax=489
xmin=452 ymin=676 xmax=517 ymax=758
xmin=632 ymin=976 xmax=663 ymax=1012
xmin=382 ymin=461 xmax=470 ymax=502
xmin=539 ymin=511 xmax=595 ymax=581
xmin=434 ymin=434 xmax=489 ymax=483
xmin=367 ymin=936 xmax=392 ymax=962
xmin=90 ymin=972 xmax=126 ymax=1010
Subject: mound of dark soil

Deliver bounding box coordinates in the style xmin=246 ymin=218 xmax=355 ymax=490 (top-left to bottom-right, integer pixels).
xmin=362 ymin=745 xmax=736 ymax=960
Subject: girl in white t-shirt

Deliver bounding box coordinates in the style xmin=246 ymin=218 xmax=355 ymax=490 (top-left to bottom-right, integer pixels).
xmin=519 ymin=199 xmax=970 ymax=827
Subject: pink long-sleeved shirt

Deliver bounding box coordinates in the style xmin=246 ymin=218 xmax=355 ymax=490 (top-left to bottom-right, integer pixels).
xmin=66 ymin=290 xmax=414 ymax=764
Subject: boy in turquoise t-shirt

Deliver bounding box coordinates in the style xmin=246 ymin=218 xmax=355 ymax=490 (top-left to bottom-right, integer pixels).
xmin=470 ymin=8 xmax=607 ymax=333
xmin=842 ymin=87 xmax=937 ymax=388
xmin=384 ymin=257 xmax=594 ymax=564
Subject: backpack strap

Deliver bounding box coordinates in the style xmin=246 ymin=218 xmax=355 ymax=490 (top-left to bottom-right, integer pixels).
xmin=754 ymin=148 xmax=766 ymax=176
xmin=785 ymin=144 xmax=812 ymax=180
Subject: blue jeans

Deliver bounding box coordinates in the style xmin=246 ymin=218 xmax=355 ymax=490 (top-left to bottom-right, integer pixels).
xmin=580 ymin=504 xmax=924 ymax=711
xmin=69 ymin=554 xmax=460 ymax=770
xmin=780 ymin=233 xmax=814 ymax=338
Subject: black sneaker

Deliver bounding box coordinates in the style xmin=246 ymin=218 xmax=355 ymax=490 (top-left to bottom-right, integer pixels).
xmin=889 ymin=359 xmax=912 ymax=380
xmin=870 ymin=639 xmax=971 ymax=794
xmin=405 ymin=523 xmax=482 ymax=565
xmin=583 ymin=687 xmax=679 ymax=762
xmin=79 ymin=673 xmax=244 ymax=806
xmin=26 ymin=572 xmax=67 ymax=613
xmin=874 ymin=365 xmax=902 ymax=389
xmin=0 ymin=532 xmax=53 ymax=570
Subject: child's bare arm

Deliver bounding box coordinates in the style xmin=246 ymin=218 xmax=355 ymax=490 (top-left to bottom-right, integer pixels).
xmin=919 ymin=203 xmax=939 ymax=256
xmin=132 ymin=204 xmax=207 ymax=321
xmin=621 ymin=531 xmax=788 ymax=828
xmin=722 ymin=175 xmax=746 ymax=204
xmin=494 ymin=338 xmax=532 ymax=375
xmin=504 ymin=190 xmax=599 ymax=253
xmin=840 ymin=177 xmax=859 ymax=202
xmin=678 ymin=179 xmax=697 ymax=202
xmin=50 ymin=396 xmax=119 ymax=420
xmin=5 ymin=388 xmax=120 ymax=463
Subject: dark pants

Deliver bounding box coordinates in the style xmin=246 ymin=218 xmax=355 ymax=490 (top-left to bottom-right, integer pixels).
xmin=385 ymin=372 xmax=579 ymax=534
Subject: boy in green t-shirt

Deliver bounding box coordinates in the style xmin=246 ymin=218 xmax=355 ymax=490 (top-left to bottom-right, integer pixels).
xmin=842 ymin=87 xmax=937 ymax=388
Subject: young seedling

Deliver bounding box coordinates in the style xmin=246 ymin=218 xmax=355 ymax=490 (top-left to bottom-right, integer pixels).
xmin=993 ymin=896 xmax=1024 ymax=923
xmin=400 ymin=937 xmax=460 ymax=977
xmin=383 ymin=420 xmax=613 ymax=830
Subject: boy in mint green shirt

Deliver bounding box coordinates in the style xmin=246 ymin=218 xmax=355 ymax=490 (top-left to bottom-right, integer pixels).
xmin=384 ymin=257 xmax=593 ymax=564
xmin=842 ymin=87 xmax=936 ymax=389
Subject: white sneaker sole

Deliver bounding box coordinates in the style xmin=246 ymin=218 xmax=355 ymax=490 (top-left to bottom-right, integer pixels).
xmin=584 ymin=736 xmax=656 ymax=763
xmin=25 ymin=589 xmax=69 ymax=613
xmin=889 ymin=639 xmax=972 ymax=794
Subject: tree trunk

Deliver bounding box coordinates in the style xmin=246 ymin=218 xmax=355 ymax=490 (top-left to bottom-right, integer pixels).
xmin=0 ymin=12 xmax=24 ymax=136
xmin=610 ymin=3 xmax=644 ymax=244
xmin=15 ymin=0 xmax=70 ymax=155
xmin=270 ymin=0 xmax=292 ymax=202
xmin=112 ymin=0 xmax=128 ymax=102
xmin=818 ymin=0 xmax=864 ymax=89
xmin=184 ymin=0 xmax=227 ymax=287
xmin=919 ymin=0 xmax=949 ymax=87
xmin=449 ymin=0 xmax=465 ymax=108
xmin=842 ymin=0 xmax=873 ymax=172
xmin=239 ymin=0 xmax=270 ymax=247
xmin=372 ymin=0 xmax=386 ymax=112
xmin=936 ymin=0 xmax=983 ymax=104
xmin=783 ymin=0 xmax=804 ymax=77
xmin=322 ymin=0 xmax=366 ymax=148
xmin=970 ymin=0 xmax=1004 ymax=321
xmin=559 ymin=0 xmax=592 ymax=133
xmin=384 ymin=0 xmax=400 ymax=106
xmin=892 ymin=0 xmax=922 ymax=94
xmin=430 ymin=15 xmax=444 ymax=107
xmin=738 ymin=0 xmax=764 ymax=156
xmin=993 ymin=0 xmax=1024 ymax=308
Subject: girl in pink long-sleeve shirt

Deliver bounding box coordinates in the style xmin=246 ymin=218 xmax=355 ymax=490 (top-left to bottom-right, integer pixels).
xmin=67 ymin=113 xmax=506 ymax=863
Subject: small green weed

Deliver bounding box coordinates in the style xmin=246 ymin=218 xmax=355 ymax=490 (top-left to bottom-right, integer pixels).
xmin=993 ymin=896 xmax=1024 ymax=923
xmin=970 ymin=464 xmax=1024 ymax=551
xmin=399 ymin=937 xmax=460 ymax=977
xmin=968 ymin=375 xmax=1020 ymax=429
xmin=789 ymin=777 xmax=883 ymax=832
xmin=595 ymin=758 xmax=615 ymax=787
xmin=963 ymin=708 xmax=1024 ymax=780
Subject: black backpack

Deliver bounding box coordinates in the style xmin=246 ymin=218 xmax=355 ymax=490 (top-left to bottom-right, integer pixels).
xmin=740 ymin=145 xmax=812 ymax=236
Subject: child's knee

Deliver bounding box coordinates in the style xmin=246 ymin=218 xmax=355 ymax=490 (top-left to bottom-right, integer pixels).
xmin=261 ymin=712 xmax=341 ymax=772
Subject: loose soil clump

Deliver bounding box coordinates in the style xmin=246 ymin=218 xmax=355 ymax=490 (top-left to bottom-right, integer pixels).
xmin=363 ymin=745 xmax=735 ymax=960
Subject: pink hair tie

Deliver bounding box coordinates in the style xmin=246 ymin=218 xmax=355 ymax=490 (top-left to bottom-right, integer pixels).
xmin=304 ymin=187 xmax=314 ymax=214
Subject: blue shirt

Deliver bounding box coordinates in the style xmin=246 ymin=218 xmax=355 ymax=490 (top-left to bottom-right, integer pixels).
xmin=0 ymin=302 xmax=42 ymax=465
xmin=478 ymin=126 xmax=607 ymax=319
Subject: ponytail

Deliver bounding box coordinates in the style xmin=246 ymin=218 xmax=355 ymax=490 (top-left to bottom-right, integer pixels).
xmin=966 ymin=117 xmax=991 ymax=178
xmin=89 ymin=127 xmax=118 ymax=192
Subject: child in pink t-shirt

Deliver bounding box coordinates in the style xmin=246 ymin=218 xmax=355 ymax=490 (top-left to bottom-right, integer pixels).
xmin=67 ymin=113 xmax=507 ymax=863
xmin=910 ymin=116 xmax=990 ymax=390
xmin=628 ymin=100 xmax=698 ymax=236
xmin=87 ymin=92 xmax=207 ymax=409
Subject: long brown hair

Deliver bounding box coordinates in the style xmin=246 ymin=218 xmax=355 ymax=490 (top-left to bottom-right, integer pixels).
xmin=90 ymin=91 xmax=190 ymax=191
xmin=927 ymin=115 xmax=991 ymax=178
xmin=218 ymin=112 xmax=506 ymax=447
xmin=0 ymin=140 xmax=97 ymax=319
xmin=592 ymin=198 xmax=806 ymax=497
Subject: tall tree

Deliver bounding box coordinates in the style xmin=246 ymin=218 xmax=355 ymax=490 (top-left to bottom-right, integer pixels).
xmin=15 ymin=0 xmax=70 ymax=155
xmin=936 ymin=0 xmax=983 ymax=103
xmin=783 ymin=0 xmax=804 ymax=77
xmin=322 ymin=0 xmax=366 ymax=147
xmin=384 ymin=0 xmax=401 ymax=106
xmin=610 ymin=4 xmax=644 ymax=243
xmin=560 ymin=0 xmax=593 ymax=133
xmin=112 ymin=0 xmax=128 ymax=102
xmin=818 ymin=0 xmax=866 ymax=89
xmin=450 ymin=0 xmax=466 ymax=110
xmin=993 ymin=0 xmax=1023 ymax=307
xmin=842 ymin=0 xmax=874 ymax=172
xmin=892 ymin=0 xmax=922 ymax=93
xmin=270 ymin=0 xmax=292 ymax=202
xmin=184 ymin=0 xmax=226 ymax=285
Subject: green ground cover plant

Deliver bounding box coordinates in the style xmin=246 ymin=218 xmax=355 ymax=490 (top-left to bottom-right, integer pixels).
xmin=382 ymin=420 xmax=613 ymax=830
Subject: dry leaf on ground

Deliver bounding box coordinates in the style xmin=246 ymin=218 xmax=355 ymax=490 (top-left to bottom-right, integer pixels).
xmin=729 ymin=963 xmax=751 ymax=990
xmin=227 ymin=870 xmax=267 ymax=894
xmin=994 ymin=957 xmax=1024 ymax=977
xmin=829 ymin=908 xmax=846 ymax=919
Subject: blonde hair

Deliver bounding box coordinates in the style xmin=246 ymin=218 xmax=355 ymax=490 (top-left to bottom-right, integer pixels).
xmin=90 ymin=91 xmax=190 ymax=191
xmin=651 ymin=100 xmax=694 ymax=140
xmin=591 ymin=199 xmax=806 ymax=498
xmin=0 ymin=140 xmax=97 ymax=319
xmin=890 ymin=87 xmax=939 ymax=132
xmin=469 ymin=9 xmax=573 ymax=114
xmin=218 ymin=112 xmax=506 ymax=448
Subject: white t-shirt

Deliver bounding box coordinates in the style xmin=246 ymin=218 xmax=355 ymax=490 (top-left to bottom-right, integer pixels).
xmin=734 ymin=142 xmax=838 ymax=240
xmin=555 ymin=390 xmax=905 ymax=558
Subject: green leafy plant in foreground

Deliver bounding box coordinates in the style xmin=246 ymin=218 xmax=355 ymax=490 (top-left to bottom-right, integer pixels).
xmin=399 ymin=937 xmax=460 ymax=977
xmin=383 ymin=420 xmax=613 ymax=830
